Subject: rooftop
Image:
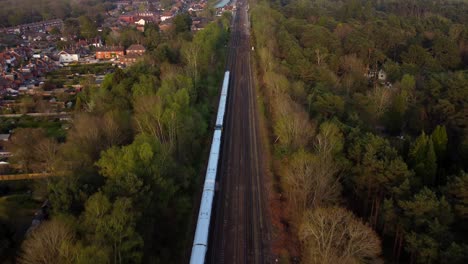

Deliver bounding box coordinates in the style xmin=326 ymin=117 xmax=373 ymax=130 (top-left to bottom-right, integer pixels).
xmin=0 ymin=134 xmax=11 ymax=141
xmin=127 ymin=44 xmax=146 ymax=51
xmin=96 ymin=46 xmax=125 ymax=52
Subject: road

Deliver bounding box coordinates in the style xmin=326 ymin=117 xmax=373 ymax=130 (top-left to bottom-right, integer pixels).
xmin=207 ymin=1 xmax=272 ymax=263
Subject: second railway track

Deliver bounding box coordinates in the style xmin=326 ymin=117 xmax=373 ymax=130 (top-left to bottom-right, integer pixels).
xmin=207 ymin=0 xmax=271 ymax=263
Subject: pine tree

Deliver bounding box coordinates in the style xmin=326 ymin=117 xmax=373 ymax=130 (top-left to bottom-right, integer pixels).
xmin=426 ymin=140 xmax=437 ymax=186
xmin=409 ymin=132 xmax=438 ymax=187
xmin=445 ymin=172 xmax=468 ymax=222
xmin=399 ymin=187 xmax=453 ymax=263
xmin=431 ymin=125 xmax=448 ymax=164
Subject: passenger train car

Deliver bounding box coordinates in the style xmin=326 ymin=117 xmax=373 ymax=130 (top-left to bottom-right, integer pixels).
xmin=190 ymin=71 xmax=230 ymax=264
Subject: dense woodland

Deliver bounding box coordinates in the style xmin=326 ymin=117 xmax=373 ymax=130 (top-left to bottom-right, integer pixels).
xmin=251 ymin=0 xmax=468 ymax=263
xmin=0 ymin=12 xmax=230 ymax=263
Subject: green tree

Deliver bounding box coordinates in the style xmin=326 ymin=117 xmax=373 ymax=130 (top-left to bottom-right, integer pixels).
xmin=63 ymin=18 xmax=80 ymax=38
xmin=96 ymin=135 xmax=175 ymax=203
xmin=445 ymin=172 xmax=468 ymax=222
xmin=79 ymin=16 xmax=97 ymax=39
xmin=173 ymin=12 xmax=192 ymax=34
xmin=310 ymin=93 xmax=345 ymax=119
xmin=400 ymin=188 xmax=453 ymax=263
xmin=441 ymin=242 xmax=468 ymax=264
xmin=431 ymin=125 xmax=448 ymax=164
xmin=400 ymin=74 xmax=415 ymax=96
xmin=432 ymin=36 xmax=461 ymax=69
xmin=401 ymin=45 xmax=439 ymax=71
xmin=143 ymin=23 xmax=160 ymax=51
xmin=384 ymin=90 xmax=408 ymax=134
xmin=49 ymin=26 xmax=61 ymax=35
xmin=348 ymin=133 xmax=412 ymax=226
xmin=409 ymin=132 xmax=438 ymax=187
xmin=82 ymin=193 xmax=143 ymax=264
xmin=383 ymin=60 xmax=402 ymax=82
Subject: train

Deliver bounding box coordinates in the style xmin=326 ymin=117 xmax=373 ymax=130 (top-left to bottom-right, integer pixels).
xmin=190 ymin=71 xmax=230 ymax=264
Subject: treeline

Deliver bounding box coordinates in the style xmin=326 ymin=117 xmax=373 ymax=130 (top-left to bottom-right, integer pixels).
xmin=0 ymin=0 xmax=115 ymax=27
xmin=251 ymin=0 xmax=467 ymax=263
xmin=375 ymin=0 xmax=468 ymax=25
xmin=2 ymin=13 xmax=231 ymax=263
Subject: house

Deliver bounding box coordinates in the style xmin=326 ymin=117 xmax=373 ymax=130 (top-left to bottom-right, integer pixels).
xmin=135 ymin=19 xmax=146 ymax=26
xmin=377 ymin=70 xmax=387 ymax=81
xmin=135 ymin=11 xmax=157 ymax=18
xmin=119 ymin=15 xmax=135 ymax=24
xmin=76 ymin=39 xmax=88 ymax=47
xmin=58 ymin=51 xmax=79 ymax=63
xmin=0 ymin=19 xmax=62 ymax=34
xmin=120 ymin=54 xmax=141 ymax=66
xmin=90 ymin=38 xmax=103 ymax=48
xmin=74 ymin=47 xmax=91 ymax=58
xmin=160 ymin=11 xmax=174 ymax=22
xmin=126 ymin=44 xmax=146 ymax=55
xmin=191 ymin=18 xmax=208 ymax=31
xmin=95 ymin=46 xmax=125 ymax=59
xmin=365 ymin=69 xmax=387 ymax=82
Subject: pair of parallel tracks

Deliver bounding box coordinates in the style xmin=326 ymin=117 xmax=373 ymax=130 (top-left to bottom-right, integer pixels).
xmin=208 ymin=2 xmax=269 ymax=263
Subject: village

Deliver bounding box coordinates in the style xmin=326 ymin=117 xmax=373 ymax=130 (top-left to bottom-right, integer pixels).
xmin=0 ymin=0 xmax=235 ymax=113
xmin=0 ymin=0 xmax=235 ymax=172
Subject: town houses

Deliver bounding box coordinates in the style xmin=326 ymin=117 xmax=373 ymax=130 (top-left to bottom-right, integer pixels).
xmin=0 ymin=19 xmax=63 ymax=35
xmin=95 ymin=46 xmax=125 ymax=59
xmin=0 ymin=0 xmax=235 ymax=104
xmin=0 ymin=47 xmax=57 ymax=97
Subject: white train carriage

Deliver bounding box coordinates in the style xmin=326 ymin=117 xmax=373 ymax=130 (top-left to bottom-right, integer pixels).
xmin=215 ymin=71 xmax=230 ymax=128
xmin=190 ymin=71 xmax=230 ymax=264
xmin=190 ymin=130 xmax=221 ymax=263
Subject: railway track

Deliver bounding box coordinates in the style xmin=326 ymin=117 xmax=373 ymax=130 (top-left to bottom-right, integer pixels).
xmin=207 ymin=0 xmax=271 ymax=263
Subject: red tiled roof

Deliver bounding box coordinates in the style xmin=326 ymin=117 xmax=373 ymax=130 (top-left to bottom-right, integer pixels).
xmin=127 ymin=44 xmax=146 ymax=51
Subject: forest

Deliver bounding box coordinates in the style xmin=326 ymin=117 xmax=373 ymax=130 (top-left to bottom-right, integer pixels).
xmin=0 ymin=11 xmax=231 ymax=263
xmin=0 ymin=0 xmax=120 ymax=27
xmin=251 ymin=0 xmax=468 ymax=263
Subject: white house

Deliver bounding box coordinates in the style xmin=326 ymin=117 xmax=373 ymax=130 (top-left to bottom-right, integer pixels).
xmin=135 ymin=19 xmax=146 ymax=26
xmin=365 ymin=69 xmax=387 ymax=82
xmin=58 ymin=51 xmax=79 ymax=63
xmin=377 ymin=69 xmax=387 ymax=81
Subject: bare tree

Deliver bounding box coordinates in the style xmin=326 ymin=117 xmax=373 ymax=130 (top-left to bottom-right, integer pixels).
xmin=272 ymin=93 xmax=315 ymax=152
xmin=299 ymin=207 xmax=382 ymax=264
xmin=339 ymin=54 xmax=367 ymax=95
xmin=35 ymin=137 xmax=59 ymax=172
xmin=315 ymin=121 xmax=344 ymax=157
xmin=182 ymin=42 xmax=201 ymax=83
xmin=8 ymin=128 xmax=47 ymax=172
xmin=284 ymin=150 xmax=341 ymax=218
xmin=18 ymin=220 xmax=75 ymax=264
xmin=368 ymin=86 xmax=392 ymax=118
xmin=133 ymin=95 xmax=167 ymax=142
xmin=101 ymin=110 xmax=131 ymax=147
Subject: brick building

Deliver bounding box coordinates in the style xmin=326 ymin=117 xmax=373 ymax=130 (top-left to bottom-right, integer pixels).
xmin=95 ymin=46 xmax=125 ymax=59
xmin=126 ymin=44 xmax=146 ymax=56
